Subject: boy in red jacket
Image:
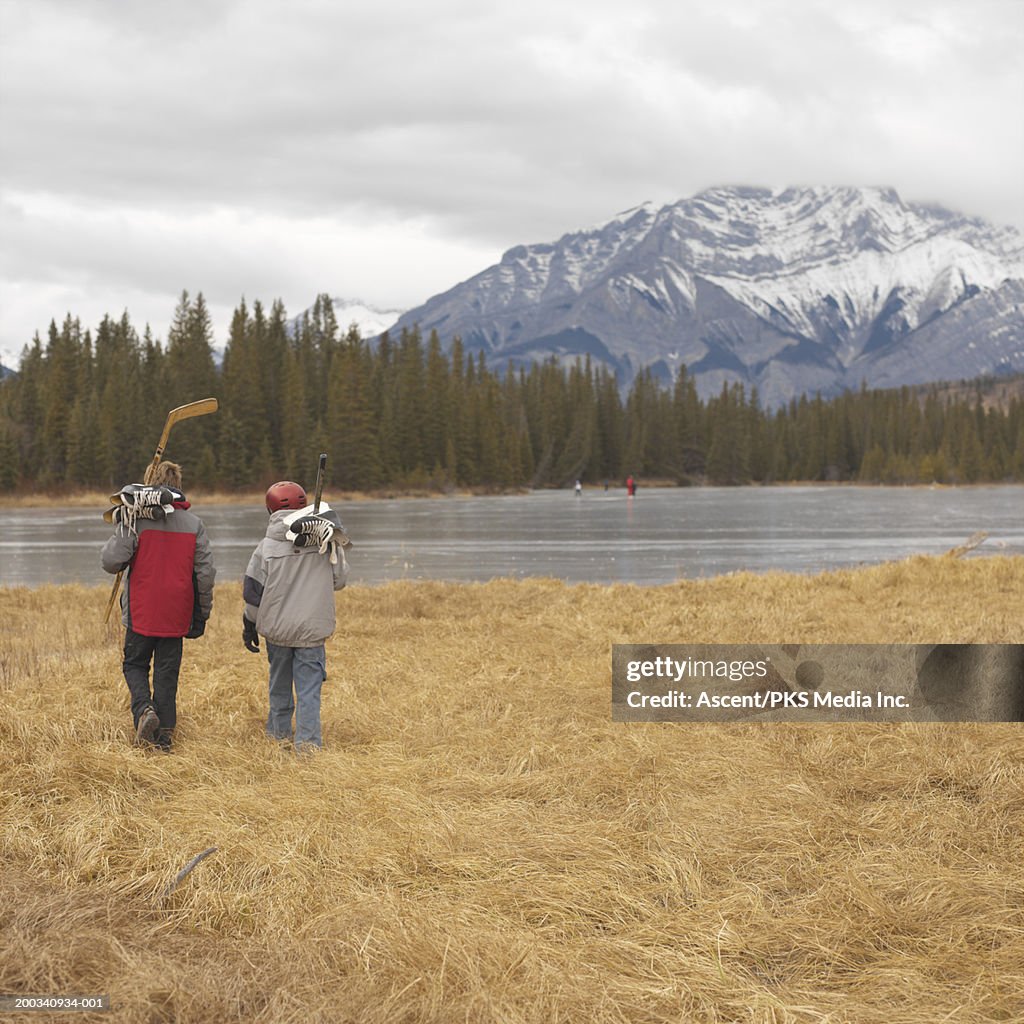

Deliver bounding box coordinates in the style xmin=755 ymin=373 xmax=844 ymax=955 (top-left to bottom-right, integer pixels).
xmin=101 ymin=462 xmax=215 ymax=750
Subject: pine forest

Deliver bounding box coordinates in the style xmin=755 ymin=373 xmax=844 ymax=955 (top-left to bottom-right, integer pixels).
xmin=1 ymin=291 xmax=1022 ymax=494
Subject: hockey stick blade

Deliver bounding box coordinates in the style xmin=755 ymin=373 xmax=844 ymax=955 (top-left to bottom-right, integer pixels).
xmin=144 ymin=398 xmax=219 ymax=484
xmin=105 ymin=398 xmax=219 ymax=623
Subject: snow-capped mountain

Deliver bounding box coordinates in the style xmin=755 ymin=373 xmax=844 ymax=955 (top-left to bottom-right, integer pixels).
xmin=329 ymin=298 xmax=404 ymax=337
xmin=385 ymin=187 xmax=1024 ymax=406
xmin=0 ymin=346 xmax=22 ymax=375
xmin=291 ymin=297 xmax=403 ymax=340
xmin=286 ymin=297 xmax=403 ymax=347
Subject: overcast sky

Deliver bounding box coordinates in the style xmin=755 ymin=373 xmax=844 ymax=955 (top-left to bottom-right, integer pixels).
xmin=1 ymin=0 xmax=1021 ymax=364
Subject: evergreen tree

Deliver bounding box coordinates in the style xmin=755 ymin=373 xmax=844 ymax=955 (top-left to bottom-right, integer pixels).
xmin=94 ymin=314 xmax=145 ymax=487
xmin=447 ymin=337 xmax=474 ymax=484
xmin=139 ymin=325 xmax=168 ymax=455
xmin=859 ymin=444 xmax=885 ymax=482
xmin=12 ymin=335 xmax=45 ymax=477
xmin=65 ymin=390 xmax=102 ymax=486
xmin=705 ymin=383 xmax=751 ymax=484
xmin=165 ymin=291 xmax=218 ymax=459
xmin=5 ymin=287 xmax=1024 ymax=494
xmin=279 ymin=344 xmax=310 ymax=480
xmin=671 ymin=365 xmax=703 ymax=481
xmin=216 ymin=413 xmax=249 ymax=489
xmin=327 ymin=327 xmax=382 ymax=491
xmin=552 ymin=358 xmax=596 ymax=484
xmin=623 ymin=368 xmax=660 ymax=478
xmin=0 ymin=423 xmax=18 ymax=491
xmin=595 ymin=366 xmax=625 ymax=481
xmin=260 ymin=300 xmax=290 ymax=466
xmin=422 ymin=330 xmax=449 ymax=472
xmin=39 ymin=316 xmax=84 ymax=483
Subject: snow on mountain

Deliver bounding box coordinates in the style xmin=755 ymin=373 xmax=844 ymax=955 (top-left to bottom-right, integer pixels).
xmin=324 ymin=298 xmax=403 ymax=338
xmin=287 ymin=297 xmax=404 ymax=345
xmin=0 ymin=346 xmax=23 ymax=375
xmin=385 ymin=186 xmax=1024 ymax=406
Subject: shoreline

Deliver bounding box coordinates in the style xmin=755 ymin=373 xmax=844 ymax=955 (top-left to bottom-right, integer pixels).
xmin=0 ymin=479 xmax=1014 ymax=509
xmin=0 ymin=485 xmax=530 ymax=509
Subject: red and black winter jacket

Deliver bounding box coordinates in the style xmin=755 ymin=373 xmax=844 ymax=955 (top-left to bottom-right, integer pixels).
xmin=101 ymin=497 xmax=215 ymax=637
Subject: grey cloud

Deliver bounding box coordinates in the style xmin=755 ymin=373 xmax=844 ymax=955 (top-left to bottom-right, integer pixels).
xmin=3 ymin=0 xmax=1021 ymax=235
xmin=0 ymin=0 xmax=1021 ymax=352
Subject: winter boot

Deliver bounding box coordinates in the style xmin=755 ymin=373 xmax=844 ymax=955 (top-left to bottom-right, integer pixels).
xmin=135 ymin=706 xmax=159 ymax=746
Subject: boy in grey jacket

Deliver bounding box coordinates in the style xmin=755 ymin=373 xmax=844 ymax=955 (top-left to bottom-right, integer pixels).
xmin=242 ymin=480 xmax=347 ymax=750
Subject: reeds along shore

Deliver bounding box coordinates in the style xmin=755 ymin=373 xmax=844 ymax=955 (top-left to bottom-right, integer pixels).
xmin=0 ymin=480 xmax=1017 ymax=510
xmin=1 ymin=557 xmax=1023 ymax=1023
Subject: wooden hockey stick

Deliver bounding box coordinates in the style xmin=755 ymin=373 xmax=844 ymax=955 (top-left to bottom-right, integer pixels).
xmin=141 ymin=398 xmax=219 ymax=486
xmin=104 ymin=398 xmax=219 ymax=623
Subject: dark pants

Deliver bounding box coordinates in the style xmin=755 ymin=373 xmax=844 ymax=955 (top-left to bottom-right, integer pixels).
xmin=123 ymin=629 xmax=183 ymax=730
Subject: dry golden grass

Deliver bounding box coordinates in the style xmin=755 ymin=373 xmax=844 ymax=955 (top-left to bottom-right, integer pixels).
xmin=1 ymin=556 xmax=1023 ymax=1023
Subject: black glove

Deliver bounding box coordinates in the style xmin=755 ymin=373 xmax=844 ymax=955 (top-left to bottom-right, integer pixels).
xmin=243 ymin=615 xmax=260 ymax=653
xmin=185 ymin=619 xmax=206 ymax=639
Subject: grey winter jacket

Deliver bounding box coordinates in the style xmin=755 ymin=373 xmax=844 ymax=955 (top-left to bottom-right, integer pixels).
xmin=242 ymin=509 xmax=347 ymax=647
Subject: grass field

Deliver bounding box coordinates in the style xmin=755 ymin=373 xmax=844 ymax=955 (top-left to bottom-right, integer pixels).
xmin=1 ymin=555 xmax=1023 ymax=1022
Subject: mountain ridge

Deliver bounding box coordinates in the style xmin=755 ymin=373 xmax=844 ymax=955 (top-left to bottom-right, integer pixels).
xmin=383 ymin=186 xmax=1024 ymax=406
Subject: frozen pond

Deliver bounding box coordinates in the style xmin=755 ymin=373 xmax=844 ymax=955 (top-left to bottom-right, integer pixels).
xmin=0 ymin=486 xmax=1021 ymax=588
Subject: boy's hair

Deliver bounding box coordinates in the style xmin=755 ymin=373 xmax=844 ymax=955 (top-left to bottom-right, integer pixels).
xmin=151 ymin=461 xmax=183 ymax=488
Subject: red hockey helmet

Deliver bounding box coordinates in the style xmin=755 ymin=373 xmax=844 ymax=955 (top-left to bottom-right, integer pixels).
xmin=265 ymin=481 xmax=306 ymax=513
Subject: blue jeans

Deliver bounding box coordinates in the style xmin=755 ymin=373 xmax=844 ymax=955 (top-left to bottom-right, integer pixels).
xmin=265 ymin=642 xmax=326 ymax=749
